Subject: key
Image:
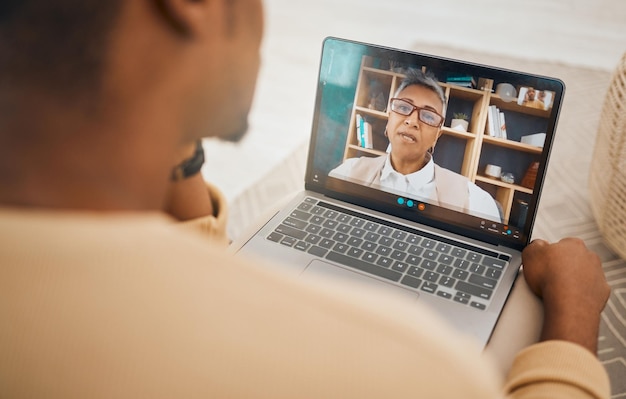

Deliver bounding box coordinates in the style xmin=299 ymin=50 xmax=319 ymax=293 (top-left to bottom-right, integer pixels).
xmin=347 ymin=247 xmax=364 ymax=258
xmin=364 ymin=232 xmax=380 ymax=242
xmin=392 ymin=262 xmax=409 ymax=273
xmin=421 ymin=282 xmax=438 ymax=294
xmin=364 ymin=222 xmax=378 ymax=232
xmin=466 ymin=252 xmax=482 ymax=262
xmin=294 ymin=241 xmax=311 ymax=251
xmin=362 ymin=252 xmax=378 ymax=263
xmin=390 ymin=250 xmax=406 ymax=261
xmin=469 ymin=263 xmax=485 ymax=275
xmin=305 ymin=224 xmax=322 ymax=234
xmin=455 ymin=281 xmax=492 ymax=300
xmin=485 ymin=268 xmax=502 ymax=280
xmin=407 ymin=266 xmax=423 ymax=278
xmin=378 ymin=226 xmax=393 ymax=236
xmin=376 ymin=257 xmax=393 ymax=268
xmin=424 ymin=271 xmax=440 ymax=282
xmin=305 ymin=234 xmax=321 ymax=245
xmin=421 ymin=239 xmax=437 ymax=249
xmin=392 ymin=230 xmax=407 ymax=240
xmin=275 ymin=224 xmax=307 ymax=240
xmin=468 ymin=274 xmax=498 ymax=290
xmin=347 ymin=237 xmax=363 ymax=247
xmin=406 ymin=234 xmax=421 ymax=245
xmin=337 ymin=223 xmax=352 ymax=234
xmin=308 ymin=246 xmax=328 ymax=257
xmin=290 ymin=209 xmax=312 ymax=221
xmin=337 ymin=214 xmax=352 ymax=224
xmin=482 ymin=256 xmax=507 ymax=270
xmin=401 ymin=275 xmax=422 ymax=289
xmin=267 ymin=232 xmax=283 ymax=242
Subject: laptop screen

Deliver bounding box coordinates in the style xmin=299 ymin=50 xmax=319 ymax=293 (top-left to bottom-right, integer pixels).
xmin=306 ymin=37 xmax=565 ymax=251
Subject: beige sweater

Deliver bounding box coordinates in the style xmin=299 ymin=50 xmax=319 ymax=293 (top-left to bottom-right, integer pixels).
xmin=178 ymin=181 xmax=230 ymax=246
xmin=0 ymin=194 xmax=609 ymax=398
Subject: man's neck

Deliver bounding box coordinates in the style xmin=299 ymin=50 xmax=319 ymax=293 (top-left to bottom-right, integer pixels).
xmin=0 ymin=97 xmax=176 ymax=212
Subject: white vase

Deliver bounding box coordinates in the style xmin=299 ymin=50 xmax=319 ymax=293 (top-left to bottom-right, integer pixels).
xmin=451 ymin=119 xmax=469 ymax=131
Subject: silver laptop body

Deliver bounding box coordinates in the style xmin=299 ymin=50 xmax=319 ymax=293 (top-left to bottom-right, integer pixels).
xmin=235 ymin=37 xmax=565 ymax=346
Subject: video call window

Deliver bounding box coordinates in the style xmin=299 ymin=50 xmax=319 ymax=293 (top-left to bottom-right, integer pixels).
xmin=311 ymin=45 xmax=559 ymax=242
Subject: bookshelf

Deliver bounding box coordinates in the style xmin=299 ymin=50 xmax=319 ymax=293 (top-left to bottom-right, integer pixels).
xmin=341 ymin=56 xmax=547 ymax=226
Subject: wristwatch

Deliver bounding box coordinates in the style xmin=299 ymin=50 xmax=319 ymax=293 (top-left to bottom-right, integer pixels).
xmin=171 ymin=140 xmax=205 ymax=181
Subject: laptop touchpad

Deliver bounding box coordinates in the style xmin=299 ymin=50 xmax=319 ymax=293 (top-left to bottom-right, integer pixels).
xmin=303 ymin=260 xmax=419 ymax=303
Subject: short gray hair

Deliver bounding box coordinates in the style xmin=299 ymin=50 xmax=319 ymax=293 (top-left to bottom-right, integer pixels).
xmin=394 ymin=68 xmax=447 ymax=117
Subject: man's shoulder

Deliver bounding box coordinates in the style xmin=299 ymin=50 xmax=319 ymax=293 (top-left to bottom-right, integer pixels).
xmin=0 ymin=209 xmax=505 ymax=399
xmin=0 ymin=209 xmax=232 ymax=267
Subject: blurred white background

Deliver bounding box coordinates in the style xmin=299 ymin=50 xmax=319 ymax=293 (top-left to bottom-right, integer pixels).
xmin=203 ymin=0 xmax=626 ymax=236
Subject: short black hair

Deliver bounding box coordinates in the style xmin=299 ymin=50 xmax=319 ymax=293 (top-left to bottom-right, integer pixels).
xmin=0 ymin=0 xmax=122 ymax=94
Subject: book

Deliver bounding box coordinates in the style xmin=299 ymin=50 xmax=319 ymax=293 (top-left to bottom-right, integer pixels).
xmin=499 ymin=111 xmax=507 ymax=140
xmin=517 ymin=87 xmax=528 ymax=106
xmin=486 ymin=105 xmax=498 ymax=137
xmin=446 ymin=75 xmax=476 ymax=88
xmin=446 ymin=75 xmax=476 ymax=83
xmin=362 ymin=121 xmax=373 ymax=149
xmin=446 ymin=75 xmax=474 ymax=81
xmin=494 ymin=107 xmax=502 ymax=138
xmin=447 ymin=81 xmax=475 ymax=88
xmin=355 ymin=114 xmax=364 ymax=147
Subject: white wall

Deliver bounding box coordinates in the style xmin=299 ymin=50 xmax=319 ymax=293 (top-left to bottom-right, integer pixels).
xmin=203 ymin=0 xmax=626 ymax=232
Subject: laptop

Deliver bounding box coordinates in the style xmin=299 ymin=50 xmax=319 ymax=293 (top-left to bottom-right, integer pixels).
xmin=235 ymin=37 xmax=564 ymax=346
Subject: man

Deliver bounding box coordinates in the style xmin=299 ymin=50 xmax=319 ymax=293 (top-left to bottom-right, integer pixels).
xmin=0 ymin=1 xmax=611 ymax=398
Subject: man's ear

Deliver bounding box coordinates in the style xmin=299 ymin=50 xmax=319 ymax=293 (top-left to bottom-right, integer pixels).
xmin=152 ymin=0 xmax=212 ymax=37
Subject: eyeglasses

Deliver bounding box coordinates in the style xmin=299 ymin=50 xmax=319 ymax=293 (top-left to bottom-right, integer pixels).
xmin=389 ymin=98 xmax=444 ymax=127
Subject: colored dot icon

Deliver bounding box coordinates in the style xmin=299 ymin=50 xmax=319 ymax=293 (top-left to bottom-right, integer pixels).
xmin=397 ymin=197 xmax=425 ymax=210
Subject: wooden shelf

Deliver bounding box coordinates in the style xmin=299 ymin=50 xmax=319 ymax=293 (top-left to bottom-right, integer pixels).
xmin=362 ymin=66 xmax=406 ymax=78
xmin=474 ymin=175 xmax=533 ymax=194
xmin=482 ymin=135 xmax=543 ymax=154
xmin=354 ymin=106 xmax=388 ymax=117
xmin=346 ymin=144 xmax=385 ymax=157
xmin=440 ymin=127 xmax=476 ymax=139
xmin=489 ymin=95 xmax=551 ymax=118
xmin=441 ymin=83 xmax=486 ymax=101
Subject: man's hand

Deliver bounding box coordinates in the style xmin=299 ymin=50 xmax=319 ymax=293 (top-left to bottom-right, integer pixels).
xmin=522 ymin=238 xmax=610 ymax=354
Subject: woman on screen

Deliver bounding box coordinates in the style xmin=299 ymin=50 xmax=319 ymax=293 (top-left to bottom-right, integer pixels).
xmin=329 ymin=68 xmax=502 ymax=222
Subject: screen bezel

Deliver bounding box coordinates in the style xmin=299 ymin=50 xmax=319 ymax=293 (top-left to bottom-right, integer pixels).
xmin=304 ymin=37 xmax=565 ymax=252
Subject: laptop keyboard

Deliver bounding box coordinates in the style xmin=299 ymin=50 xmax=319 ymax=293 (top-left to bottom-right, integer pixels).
xmin=266 ymin=197 xmax=510 ymax=311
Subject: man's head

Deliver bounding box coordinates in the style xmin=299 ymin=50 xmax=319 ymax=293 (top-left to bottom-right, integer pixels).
xmin=0 ymin=1 xmax=122 ymax=97
xmin=0 ymin=0 xmax=263 ymax=143
xmin=0 ymin=0 xmax=264 ymax=210
xmin=145 ymin=0 xmax=264 ymax=143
